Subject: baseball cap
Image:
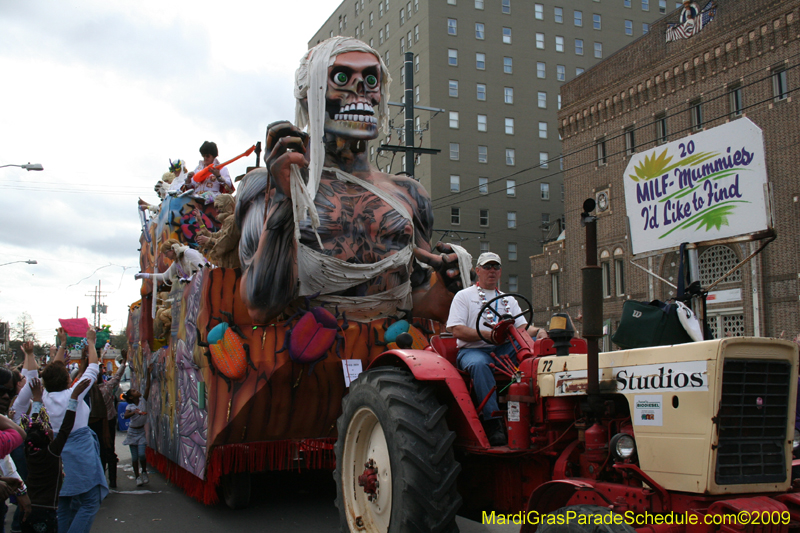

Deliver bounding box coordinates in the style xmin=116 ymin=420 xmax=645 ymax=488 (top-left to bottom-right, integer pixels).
xmin=476 ymin=252 xmax=502 ymax=267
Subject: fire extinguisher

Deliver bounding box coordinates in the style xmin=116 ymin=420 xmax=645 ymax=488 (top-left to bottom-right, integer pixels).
xmin=507 ymin=377 xmax=531 ymax=450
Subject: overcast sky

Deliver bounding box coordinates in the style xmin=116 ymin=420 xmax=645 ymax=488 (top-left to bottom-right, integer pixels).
xmin=0 ymin=0 xmax=336 ymax=343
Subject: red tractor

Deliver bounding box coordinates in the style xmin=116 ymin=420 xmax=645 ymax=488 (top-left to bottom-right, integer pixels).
xmin=334 ymin=202 xmax=800 ymax=533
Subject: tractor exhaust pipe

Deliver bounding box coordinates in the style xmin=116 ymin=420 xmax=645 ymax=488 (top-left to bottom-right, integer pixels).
xmin=581 ymin=199 xmax=603 ymax=415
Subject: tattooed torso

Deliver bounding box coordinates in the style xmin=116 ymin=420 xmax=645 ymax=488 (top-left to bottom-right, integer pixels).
xmin=298 ymin=169 xmax=433 ymax=297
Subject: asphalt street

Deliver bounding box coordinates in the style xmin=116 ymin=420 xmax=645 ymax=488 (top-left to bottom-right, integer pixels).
xmin=6 ymin=430 xmax=519 ymax=532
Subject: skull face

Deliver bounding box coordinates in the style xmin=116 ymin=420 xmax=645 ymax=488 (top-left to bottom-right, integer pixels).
xmin=324 ymin=51 xmax=381 ymax=141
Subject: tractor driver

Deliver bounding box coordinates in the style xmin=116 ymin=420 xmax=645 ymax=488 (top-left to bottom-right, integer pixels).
xmin=446 ymin=253 xmax=546 ymax=446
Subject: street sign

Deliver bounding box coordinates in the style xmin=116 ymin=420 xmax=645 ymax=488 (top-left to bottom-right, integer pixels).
xmin=623 ymin=118 xmax=771 ymax=256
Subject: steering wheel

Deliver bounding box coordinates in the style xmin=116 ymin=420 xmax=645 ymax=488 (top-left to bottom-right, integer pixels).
xmin=476 ymin=293 xmax=534 ymax=345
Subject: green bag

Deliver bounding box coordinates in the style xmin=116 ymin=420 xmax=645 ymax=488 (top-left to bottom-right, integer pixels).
xmin=611 ymin=300 xmax=693 ymax=350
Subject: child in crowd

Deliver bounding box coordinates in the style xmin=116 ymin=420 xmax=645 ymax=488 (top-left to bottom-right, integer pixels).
xmin=123 ymin=371 xmax=151 ymax=487
xmin=20 ymin=377 xmax=90 ymax=533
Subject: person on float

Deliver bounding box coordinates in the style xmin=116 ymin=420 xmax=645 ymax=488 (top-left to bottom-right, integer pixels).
xmin=134 ymin=239 xmax=209 ymax=285
xmin=167 ymin=159 xmax=189 ymax=193
xmin=446 ymin=253 xmax=546 ymax=446
xmin=236 ymin=36 xmax=467 ymax=325
xmin=184 ymin=141 xmax=232 ymax=202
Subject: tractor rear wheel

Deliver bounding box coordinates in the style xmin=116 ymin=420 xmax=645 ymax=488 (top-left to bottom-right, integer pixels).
xmin=536 ymin=505 xmax=635 ymax=533
xmin=335 ymin=367 xmax=462 ymax=533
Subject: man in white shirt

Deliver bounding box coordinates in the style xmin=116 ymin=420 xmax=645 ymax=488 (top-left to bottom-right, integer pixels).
xmin=446 ymin=253 xmax=543 ymax=446
xmin=185 ymin=141 xmax=232 ymax=201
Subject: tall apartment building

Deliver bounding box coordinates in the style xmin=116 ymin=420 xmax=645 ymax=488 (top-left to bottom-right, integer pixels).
xmin=532 ymin=0 xmax=800 ymax=344
xmin=310 ymin=0 xmax=663 ymax=299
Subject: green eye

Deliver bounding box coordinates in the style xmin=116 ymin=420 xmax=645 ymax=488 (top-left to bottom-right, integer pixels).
xmin=365 ymin=74 xmax=378 ymax=88
xmin=334 ymin=72 xmax=348 ymax=85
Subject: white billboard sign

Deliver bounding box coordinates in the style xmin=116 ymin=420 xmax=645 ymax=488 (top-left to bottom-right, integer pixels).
xmin=624 ymin=119 xmax=770 ymax=255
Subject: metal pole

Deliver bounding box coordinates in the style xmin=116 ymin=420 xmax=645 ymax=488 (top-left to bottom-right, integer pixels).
xmin=581 ymin=199 xmax=602 ymax=410
xmin=404 ymin=52 xmax=414 ymax=180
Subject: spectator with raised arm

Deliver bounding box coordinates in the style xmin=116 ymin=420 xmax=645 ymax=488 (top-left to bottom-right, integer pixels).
xmin=15 ymin=327 xmax=108 ymax=532
xmin=87 ymin=350 xmax=127 ymax=488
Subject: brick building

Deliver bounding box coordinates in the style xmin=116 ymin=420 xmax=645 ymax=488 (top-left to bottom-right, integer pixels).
xmin=531 ymin=0 xmax=800 ymax=346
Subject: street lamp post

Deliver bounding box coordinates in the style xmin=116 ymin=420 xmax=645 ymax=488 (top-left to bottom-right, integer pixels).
xmin=0 ymin=260 xmax=38 ymax=267
xmin=0 ymin=163 xmax=44 ymax=171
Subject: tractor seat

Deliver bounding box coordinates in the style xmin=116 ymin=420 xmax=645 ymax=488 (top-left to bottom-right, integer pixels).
xmin=430 ymin=334 xmax=459 ymax=366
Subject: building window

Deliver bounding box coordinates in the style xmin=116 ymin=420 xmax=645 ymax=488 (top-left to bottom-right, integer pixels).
xmin=400 ymin=38 xmax=405 ymax=54
xmin=535 ymin=32 xmax=544 ymax=49
xmin=537 ymin=62 xmax=546 ymax=79
xmin=541 ymin=213 xmax=551 ymax=229
xmin=447 ymin=18 xmax=457 ymax=35
xmin=535 ymin=3 xmax=544 ymax=19
xmin=478 ymin=145 xmax=488 ymax=163
xmin=541 ymin=182 xmax=550 ymax=199
xmin=407 ymin=1 xmax=411 ymax=18
xmin=385 ymin=22 xmax=390 ymax=38
xmin=729 ymin=83 xmax=743 ymax=117
xmin=477 ymin=83 xmax=486 ymax=101
xmin=594 ymin=42 xmax=603 ymax=58
xmin=450 ymin=143 xmax=460 ymax=160
xmin=506 ymin=149 xmax=516 ymax=166
xmin=479 ymin=209 xmax=489 ymax=226
xmin=643 ymin=22 xmax=649 ymax=34
xmin=504 ymin=27 xmax=513 ymax=44
xmin=475 ymin=22 xmax=485 ymax=39
xmin=449 ymin=111 xmax=459 ymax=129
xmin=593 ymin=14 xmax=601 ymax=30
xmin=407 ymin=31 xmax=412 ymax=48
xmin=615 ymin=257 xmax=625 ymax=296
xmin=385 ymin=50 xmax=390 ymax=65
xmin=475 ymin=0 xmax=484 ymax=9
xmin=690 ymin=99 xmax=703 ymax=131
xmin=558 ymin=94 xmax=562 ymax=109
xmin=601 ymin=261 xmax=611 ymax=298
xmin=379 ymin=29 xmax=384 ymax=44
xmin=508 ymin=275 xmax=518 ymax=292
xmin=476 ymin=53 xmax=486 ymax=70
xmin=414 ymin=0 xmax=418 ymax=11
xmin=554 ymin=7 xmax=563 ymax=23
xmin=479 ymin=177 xmax=488 ymax=194
xmin=625 ymin=127 xmax=636 ymax=155
xmin=480 ymin=241 xmax=490 ymax=254
xmin=574 ymin=10 xmax=582 ymax=26
xmin=508 ymin=243 xmax=518 ymax=261
xmin=503 ymin=57 xmax=512 ymax=73
xmin=575 ymin=39 xmax=584 ymax=55
xmin=540 ymin=153 xmax=549 ymax=169
xmin=450 ymin=175 xmax=460 ymax=192
xmin=597 ymin=137 xmax=607 ymax=165
xmin=538 ymin=91 xmax=547 ymax=108
xmin=449 ymin=80 xmax=458 ymax=97
xmin=642 ymin=0 xmax=650 ymax=9
xmin=507 ymin=211 xmax=517 ymax=228
xmin=415 ymin=85 xmax=420 ymax=103
xmin=625 ymin=0 xmax=631 ymax=6
xmin=555 ymin=35 xmax=564 ymax=52
xmin=539 ymin=122 xmax=548 ymax=139
xmin=400 ymin=8 xmax=405 ymax=25
xmin=576 ymin=67 xmax=585 ymax=76
xmin=655 ymin=113 xmax=667 ymax=144
xmin=451 ymin=207 xmax=461 ymax=225
xmin=625 ymin=19 xmax=633 ymax=35
xmin=504 ymin=118 xmax=514 ymax=135
xmin=556 ymin=64 xmax=565 ymax=81
xmin=447 ymin=0 xmax=456 ymax=4
xmin=507 ymin=179 xmax=516 ymax=196
xmin=448 ymin=49 xmax=458 ymax=66
xmin=502 ymin=0 xmax=511 ymax=14
xmin=504 ymin=87 xmax=514 ymax=104
xmin=551 ymin=271 xmax=560 ymax=306
xmin=773 ymin=65 xmax=789 ymax=100
xmin=477 ymin=114 xmax=487 ymax=132
xmin=414 ymin=24 xmax=419 ymax=41
xmin=370 ymin=12 xmax=374 ymax=27
xmin=415 ymin=54 xmax=419 ymax=71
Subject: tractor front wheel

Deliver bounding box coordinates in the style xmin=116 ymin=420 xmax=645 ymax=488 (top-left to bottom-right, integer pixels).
xmin=334 ymin=367 xmax=462 ymax=533
xmin=536 ymin=505 xmax=636 ymax=533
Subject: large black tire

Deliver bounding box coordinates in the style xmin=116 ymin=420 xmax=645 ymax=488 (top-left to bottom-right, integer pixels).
xmin=335 ymin=367 xmax=462 ymax=533
xmin=221 ymin=471 xmax=251 ymax=510
xmin=536 ymin=505 xmax=635 ymax=533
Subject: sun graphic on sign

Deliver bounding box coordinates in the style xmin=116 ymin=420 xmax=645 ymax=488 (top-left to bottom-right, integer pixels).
xmin=628 ymin=150 xmax=674 ymax=182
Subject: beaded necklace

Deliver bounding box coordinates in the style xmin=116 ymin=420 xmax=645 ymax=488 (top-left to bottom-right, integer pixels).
xmin=476 ymin=282 xmax=511 ymax=326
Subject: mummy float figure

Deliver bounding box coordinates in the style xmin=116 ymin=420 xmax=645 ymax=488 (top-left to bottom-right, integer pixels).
xmin=237 ymin=37 xmax=466 ymax=325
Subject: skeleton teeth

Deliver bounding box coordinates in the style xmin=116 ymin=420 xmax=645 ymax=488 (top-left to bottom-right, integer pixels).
xmin=365 ymin=104 xmax=374 ymax=113
xmin=356 ymin=103 xmax=364 ymax=111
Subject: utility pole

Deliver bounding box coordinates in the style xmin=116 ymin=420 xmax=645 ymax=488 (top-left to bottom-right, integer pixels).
xmin=378 ymin=52 xmax=443 ymax=180
xmin=84 ymin=280 xmax=110 ymax=328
